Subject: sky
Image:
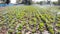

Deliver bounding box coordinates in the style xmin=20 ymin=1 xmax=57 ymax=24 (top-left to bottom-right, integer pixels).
xmin=32 ymin=0 xmax=58 ymax=2
xmin=10 ymin=0 xmax=16 ymax=4
xmin=10 ymin=0 xmax=58 ymax=4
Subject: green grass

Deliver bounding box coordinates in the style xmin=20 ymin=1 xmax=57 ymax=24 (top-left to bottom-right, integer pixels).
xmin=0 ymin=6 xmax=60 ymax=34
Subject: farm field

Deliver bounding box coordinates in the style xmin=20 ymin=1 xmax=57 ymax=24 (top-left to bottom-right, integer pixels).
xmin=0 ymin=6 xmax=60 ymax=34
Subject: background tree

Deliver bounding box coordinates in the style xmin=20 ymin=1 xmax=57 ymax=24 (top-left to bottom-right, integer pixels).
xmin=16 ymin=0 xmax=22 ymax=4
xmin=5 ymin=0 xmax=10 ymax=4
xmin=52 ymin=0 xmax=58 ymax=5
xmin=47 ymin=0 xmax=51 ymax=4
xmin=22 ymin=0 xmax=32 ymax=5
xmin=58 ymin=0 xmax=60 ymax=5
